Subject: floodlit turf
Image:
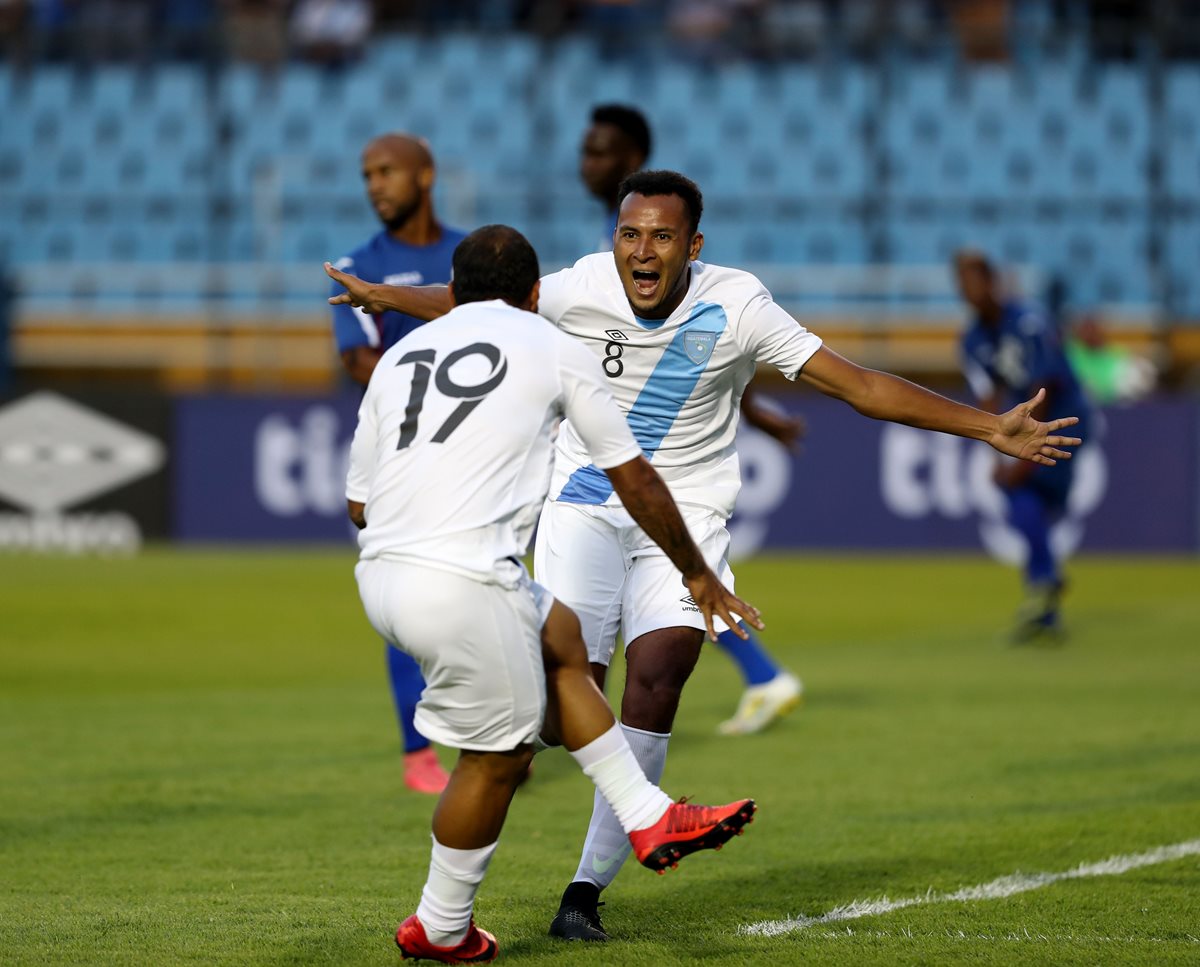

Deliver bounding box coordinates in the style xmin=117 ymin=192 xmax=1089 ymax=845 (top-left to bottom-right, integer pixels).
xmin=1 ymin=549 xmax=1198 ymax=966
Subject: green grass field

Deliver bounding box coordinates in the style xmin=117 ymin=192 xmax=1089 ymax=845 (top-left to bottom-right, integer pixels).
xmin=2 ymin=549 xmax=1198 ymax=966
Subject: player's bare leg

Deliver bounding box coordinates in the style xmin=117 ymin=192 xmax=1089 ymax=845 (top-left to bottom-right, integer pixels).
xmin=432 ymin=748 xmax=534 ymax=850
xmin=621 ymin=626 xmax=705 ymax=732
xmin=540 ymin=601 xmax=620 ymax=749
xmin=398 ymin=747 xmax=531 ymax=962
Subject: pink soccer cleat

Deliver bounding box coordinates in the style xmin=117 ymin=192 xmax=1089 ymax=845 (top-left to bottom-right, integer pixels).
xmin=403 ymin=747 xmax=450 ymax=795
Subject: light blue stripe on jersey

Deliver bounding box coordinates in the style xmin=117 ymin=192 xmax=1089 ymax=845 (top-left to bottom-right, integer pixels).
xmin=558 ymin=301 xmax=728 ymax=505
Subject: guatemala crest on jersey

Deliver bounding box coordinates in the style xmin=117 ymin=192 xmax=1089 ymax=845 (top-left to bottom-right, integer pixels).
xmin=683 ymin=331 xmax=717 ymax=365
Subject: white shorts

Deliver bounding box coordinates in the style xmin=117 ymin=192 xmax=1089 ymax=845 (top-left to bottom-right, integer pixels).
xmin=355 ymin=558 xmax=553 ymax=752
xmin=533 ymin=500 xmax=735 ymax=667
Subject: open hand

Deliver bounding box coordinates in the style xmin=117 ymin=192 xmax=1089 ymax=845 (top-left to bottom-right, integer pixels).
xmin=989 ymin=388 xmax=1082 ymax=465
xmin=325 ymin=261 xmax=383 ymax=312
xmin=684 ymin=569 xmax=765 ymax=642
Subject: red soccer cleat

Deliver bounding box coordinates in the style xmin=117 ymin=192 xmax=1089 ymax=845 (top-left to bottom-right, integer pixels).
xmin=403 ymin=748 xmax=450 ymax=795
xmin=395 ymin=914 xmax=498 ymax=964
xmin=628 ymin=798 xmax=757 ymax=873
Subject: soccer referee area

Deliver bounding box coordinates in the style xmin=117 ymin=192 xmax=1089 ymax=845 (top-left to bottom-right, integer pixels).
xmin=1 ymin=4 xmax=1198 ymax=966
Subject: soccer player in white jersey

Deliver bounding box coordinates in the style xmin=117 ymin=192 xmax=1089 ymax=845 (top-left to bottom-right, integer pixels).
xmin=327 ymin=171 xmax=1082 ymax=943
xmin=347 ymin=225 xmax=762 ymax=963
xmin=582 ymin=103 xmax=805 ymax=736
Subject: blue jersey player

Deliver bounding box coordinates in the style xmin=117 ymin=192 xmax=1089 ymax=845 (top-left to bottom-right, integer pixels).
xmin=331 ymin=133 xmax=466 ymax=793
xmin=954 ymin=250 xmax=1092 ymax=641
xmin=581 ymin=104 xmax=804 ymax=733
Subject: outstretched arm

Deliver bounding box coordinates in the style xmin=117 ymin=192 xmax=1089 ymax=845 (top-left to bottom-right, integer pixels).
xmin=605 ymin=455 xmax=764 ymax=640
xmin=740 ymin=386 xmax=806 ymax=452
xmin=799 ymin=347 xmax=1081 ymax=465
xmin=325 ymin=262 xmax=454 ymax=320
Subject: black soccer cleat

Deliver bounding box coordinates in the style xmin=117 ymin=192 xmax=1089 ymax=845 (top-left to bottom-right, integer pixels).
xmin=548 ymin=882 xmax=609 ymax=942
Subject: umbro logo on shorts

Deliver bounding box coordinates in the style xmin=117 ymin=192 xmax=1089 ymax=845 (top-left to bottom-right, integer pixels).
xmin=605 ymin=329 xmax=628 ymax=340
xmin=679 ymin=594 xmax=700 ymax=614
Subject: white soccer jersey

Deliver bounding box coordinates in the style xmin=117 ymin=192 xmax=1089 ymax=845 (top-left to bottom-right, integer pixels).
xmin=346 ymin=299 xmax=641 ymax=583
xmin=538 ymin=253 xmax=823 ymax=517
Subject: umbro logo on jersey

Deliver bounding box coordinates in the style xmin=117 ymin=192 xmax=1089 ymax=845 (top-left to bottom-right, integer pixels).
xmin=680 ymin=594 xmax=700 ymax=614
xmin=605 ymin=329 xmax=628 ymax=341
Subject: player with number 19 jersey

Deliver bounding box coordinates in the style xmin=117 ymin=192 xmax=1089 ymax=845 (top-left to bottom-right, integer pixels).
xmin=347 ymin=298 xmax=640 ymax=585
xmin=537 ymin=252 xmax=823 ymax=518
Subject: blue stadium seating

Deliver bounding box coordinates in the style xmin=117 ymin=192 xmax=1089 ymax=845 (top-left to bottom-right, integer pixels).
xmin=0 ymin=38 xmax=1193 ymax=317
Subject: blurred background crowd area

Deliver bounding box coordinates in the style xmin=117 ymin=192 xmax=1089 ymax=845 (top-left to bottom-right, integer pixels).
xmin=4 ymin=2 xmax=1200 ymax=66
xmin=1 ymin=0 xmax=1197 ymax=391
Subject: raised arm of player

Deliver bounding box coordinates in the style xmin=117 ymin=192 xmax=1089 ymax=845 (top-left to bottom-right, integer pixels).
xmin=798 ymin=346 xmax=1081 ymax=466
xmin=324 ymin=262 xmax=454 ymax=320
xmin=604 ymin=455 xmax=763 ymax=641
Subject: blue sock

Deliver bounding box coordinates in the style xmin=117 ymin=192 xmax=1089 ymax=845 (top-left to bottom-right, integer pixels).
xmin=715 ymin=626 xmax=780 ymax=687
xmin=1007 ymin=487 xmax=1058 ymax=585
xmin=385 ymin=642 xmax=429 ymax=753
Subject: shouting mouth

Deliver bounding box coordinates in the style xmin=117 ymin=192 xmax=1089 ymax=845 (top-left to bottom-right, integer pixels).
xmin=631 ymin=269 xmax=661 ymax=299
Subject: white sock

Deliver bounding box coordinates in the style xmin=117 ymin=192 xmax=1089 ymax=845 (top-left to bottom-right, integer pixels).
xmin=571 ymin=722 xmax=672 ymax=833
xmin=415 ymin=836 xmax=498 ymax=947
xmin=571 ymin=723 xmax=671 ymax=890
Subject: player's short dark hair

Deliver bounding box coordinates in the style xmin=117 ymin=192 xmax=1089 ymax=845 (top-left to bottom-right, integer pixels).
xmin=591 ymin=104 xmax=652 ymax=160
xmin=451 ymin=225 xmax=540 ymax=307
xmin=617 ymin=170 xmax=704 ymax=236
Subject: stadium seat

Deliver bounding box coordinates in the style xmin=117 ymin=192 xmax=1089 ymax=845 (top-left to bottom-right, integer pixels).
xmin=1084 ymin=69 xmax=1149 ymax=199
xmin=1165 ymin=67 xmax=1200 ymax=202
xmin=883 ymin=205 xmax=972 ymax=265
xmin=0 ymin=65 xmax=15 ymax=107
xmin=366 ymin=33 xmax=422 ymax=70
xmin=1166 ymin=221 xmax=1200 ymax=314
xmin=28 ymin=67 xmax=77 ymax=114
xmin=148 ymin=66 xmax=206 ymax=113
xmin=86 ymin=67 xmax=142 ymax=113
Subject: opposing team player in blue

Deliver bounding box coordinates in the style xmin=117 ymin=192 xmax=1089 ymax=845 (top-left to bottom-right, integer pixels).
xmin=954 ymin=249 xmax=1093 ymax=642
xmin=326 ymin=171 xmax=1081 ymax=941
xmin=582 ymin=103 xmax=804 ymax=735
xmin=330 ymin=132 xmax=466 ymax=793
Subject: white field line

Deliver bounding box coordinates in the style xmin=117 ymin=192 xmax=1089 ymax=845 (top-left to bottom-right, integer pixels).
xmin=740 ymin=839 xmax=1200 ymax=939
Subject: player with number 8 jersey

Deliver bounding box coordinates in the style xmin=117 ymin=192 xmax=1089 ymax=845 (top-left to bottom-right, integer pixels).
xmin=538 ymin=252 xmax=821 ymax=519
